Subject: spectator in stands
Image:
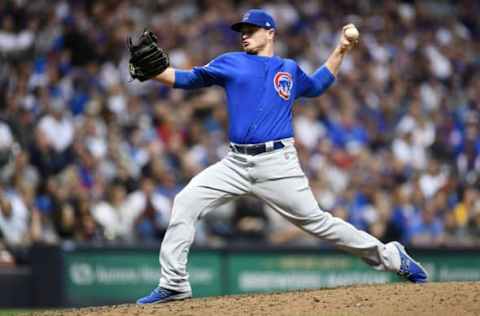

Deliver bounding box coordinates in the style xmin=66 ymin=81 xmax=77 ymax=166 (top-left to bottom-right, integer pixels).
xmin=418 ymin=159 xmax=449 ymax=200
xmin=126 ymin=176 xmax=171 ymax=241
xmin=0 ymin=14 xmax=35 ymax=57
xmin=37 ymin=99 xmax=74 ymax=154
xmin=0 ymin=122 xmax=16 ymax=173
xmin=455 ymin=115 xmax=480 ymax=183
xmin=92 ymin=181 xmax=131 ymax=242
xmin=467 ymin=203 xmax=480 ymax=245
xmin=0 ymin=187 xmax=29 ymax=246
xmin=453 ymin=186 xmax=479 ymax=231
xmin=389 ymin=185 xmax=420 ymax=244
xmin=0 ymin=239 xmax=15 ymax=267
xmin=29 ymin=126 xmax=71 ymax=178
xmin=30 ymin=198 xmax=58 ymax=245
xmin=75 ymin=212 xmax=104 ymax=243
xmin=408 ymin=199 xmax=444 ymax=247
xmin=230 ymin=196 xmax=269 ymax=244
xmin=0 ymin=0 xmax=478 ymax=250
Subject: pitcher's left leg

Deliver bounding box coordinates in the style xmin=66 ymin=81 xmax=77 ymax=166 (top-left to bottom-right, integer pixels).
xmin=254 ymin=173 xmax=428 ymax=282
xmin=253 ymin=174 xmax=401 ymax=272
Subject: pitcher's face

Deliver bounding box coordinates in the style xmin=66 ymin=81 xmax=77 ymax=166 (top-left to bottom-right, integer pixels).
xmin=240 ymin=25 xmax=274 ymax=54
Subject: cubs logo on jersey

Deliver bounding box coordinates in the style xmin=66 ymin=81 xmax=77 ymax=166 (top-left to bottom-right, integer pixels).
xmin=273 ymin=72 xmax=293 ymax=101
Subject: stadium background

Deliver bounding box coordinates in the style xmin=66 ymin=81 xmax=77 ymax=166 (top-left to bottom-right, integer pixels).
xmin=0 ymin=0 xmax=479 ymax=310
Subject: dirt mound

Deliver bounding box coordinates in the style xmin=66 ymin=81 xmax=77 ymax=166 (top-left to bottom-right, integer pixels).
xmin=32 ymin=282 xmax=480 ymax=316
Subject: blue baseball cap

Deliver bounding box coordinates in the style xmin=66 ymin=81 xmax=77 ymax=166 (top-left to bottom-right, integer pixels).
xmin=231 ymin=9 xmax=276 ymax=32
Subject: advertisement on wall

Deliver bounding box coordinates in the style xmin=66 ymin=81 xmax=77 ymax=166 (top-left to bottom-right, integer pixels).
xmin=59 ymin=247 xmax=480 ymax=306
xmin=63 ymin=250 xmax=223 ymax=305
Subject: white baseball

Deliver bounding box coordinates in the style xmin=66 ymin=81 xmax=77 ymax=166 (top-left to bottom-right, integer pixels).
xmin=344 ymin=26 xmax=359 ymax=40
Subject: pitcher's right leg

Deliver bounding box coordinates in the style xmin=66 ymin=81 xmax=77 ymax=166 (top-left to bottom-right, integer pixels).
xmin=158 ymin=156 xmax=251 ymax=293
xmin=137 ymin=155 xmax=251 ymax=304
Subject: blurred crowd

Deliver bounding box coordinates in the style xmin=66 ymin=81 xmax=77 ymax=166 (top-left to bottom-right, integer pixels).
xmin=0 ymin=0 xmax=479 ymax=266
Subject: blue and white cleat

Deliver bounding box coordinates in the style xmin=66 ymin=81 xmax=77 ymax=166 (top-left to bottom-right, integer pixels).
xmin=136 ymin=287 xmax=192 ymax=304
xmin=393 ymin=242 xmax=428 ymax=283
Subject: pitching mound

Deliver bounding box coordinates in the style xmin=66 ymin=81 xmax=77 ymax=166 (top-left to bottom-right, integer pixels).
xmin=32 ymin=282 xmax=479 ymax=316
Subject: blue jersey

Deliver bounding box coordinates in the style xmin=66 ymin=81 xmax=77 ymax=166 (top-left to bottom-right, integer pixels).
xmin=174 ymin=52 xmax=335 ymax=144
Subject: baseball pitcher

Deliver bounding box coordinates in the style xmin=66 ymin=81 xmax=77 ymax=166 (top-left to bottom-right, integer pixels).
xmin=129 ymin=9 xmax=428 ymax=304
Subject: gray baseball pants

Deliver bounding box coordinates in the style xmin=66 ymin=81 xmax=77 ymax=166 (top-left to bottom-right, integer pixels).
xmin=159 ymin=139 xmax=401 ymax=293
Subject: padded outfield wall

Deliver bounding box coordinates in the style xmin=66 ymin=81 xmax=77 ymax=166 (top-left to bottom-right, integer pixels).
xmin=29 ymin=244 xmax=480 ymax=307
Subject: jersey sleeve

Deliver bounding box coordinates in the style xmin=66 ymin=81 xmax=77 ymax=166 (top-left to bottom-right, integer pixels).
xmin=295 ymin=65 xmax=335 ymax=99
xmin=173 ymin=55 xmax=228 ymax=89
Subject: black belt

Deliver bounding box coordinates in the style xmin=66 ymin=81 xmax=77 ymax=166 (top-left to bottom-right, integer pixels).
xmin=230 ymin=141 xmax=285 ymax=156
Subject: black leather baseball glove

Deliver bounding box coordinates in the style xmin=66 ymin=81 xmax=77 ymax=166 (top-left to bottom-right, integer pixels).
xmin=127 ymin=30 xmax=169 ymax=82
